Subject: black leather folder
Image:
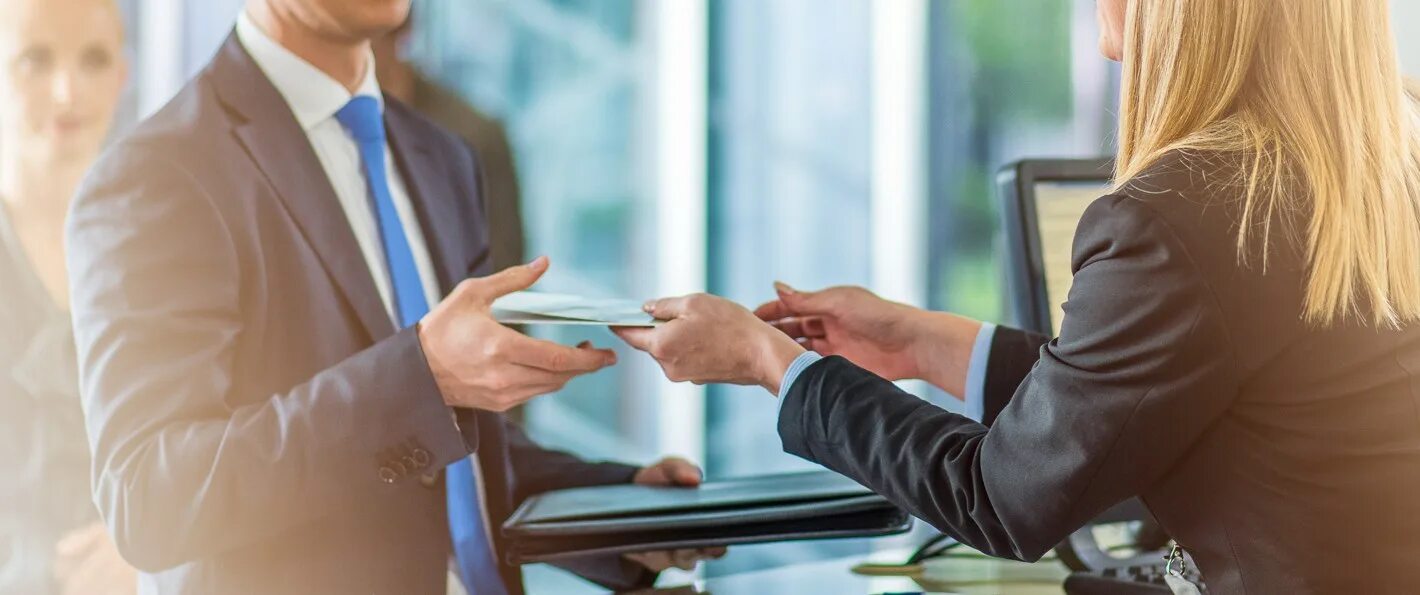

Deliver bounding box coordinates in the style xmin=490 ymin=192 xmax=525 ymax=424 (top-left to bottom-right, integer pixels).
xmin=501 ymin=470 xmax=912 ymax=564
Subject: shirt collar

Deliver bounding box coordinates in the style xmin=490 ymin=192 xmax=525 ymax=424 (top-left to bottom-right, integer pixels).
xmin=235 ymin=10 xmax=383 ymax=131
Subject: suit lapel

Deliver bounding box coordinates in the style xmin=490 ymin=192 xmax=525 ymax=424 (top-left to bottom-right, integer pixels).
xmin=208 ymin=34 xmax=394 ymax=342
xmin=385 ymin=104 xmax=470 ymax=296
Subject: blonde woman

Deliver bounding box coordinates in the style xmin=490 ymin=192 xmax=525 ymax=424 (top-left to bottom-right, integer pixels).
xmin=617 ymin=0 xmax=1420 ymax=591
xmin=0 ymin=0 xmax=134 ymax=593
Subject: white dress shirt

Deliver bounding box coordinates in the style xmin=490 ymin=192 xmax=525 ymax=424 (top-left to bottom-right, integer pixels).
xmin=236 ymin=11 xmax=441 ymax=323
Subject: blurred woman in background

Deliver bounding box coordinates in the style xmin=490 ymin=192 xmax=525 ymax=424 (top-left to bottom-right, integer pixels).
xmin=0 ymin=0 xmax=133 ymax=592
xmin=618 ymin=0 xmax=1420 ymax=592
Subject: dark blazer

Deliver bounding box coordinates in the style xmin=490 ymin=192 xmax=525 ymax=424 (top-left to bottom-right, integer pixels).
xmin=67 ymin=35 xmax=644 ymax=594
xmin=779 ymin=151 xmax=1420 ymax=594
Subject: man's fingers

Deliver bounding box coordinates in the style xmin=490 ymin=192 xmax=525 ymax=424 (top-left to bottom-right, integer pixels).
xmin=492 ymin=365 xmax=588 ymax=404
xmin=672 ymin=549 xmax=699 ymax=570
xmin=626 ymin=551 xmax=670 ymax=572
xmin=464 ymin=256 xmax=550 ymax=304
xmin=504 ymin=333 xmax=616 ymax=372
xmin=662 ymin=457 xmax=703 ymax=486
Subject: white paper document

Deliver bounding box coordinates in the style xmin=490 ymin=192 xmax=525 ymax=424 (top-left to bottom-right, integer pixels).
xmin=491 ymin=291 xmax=661 ymax=327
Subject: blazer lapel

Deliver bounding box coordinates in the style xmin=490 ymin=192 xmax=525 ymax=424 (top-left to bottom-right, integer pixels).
xmin=207 ymin=34 xmax=394 ymax=342
xmin=385 ymin=104 xmax=472 ymax=296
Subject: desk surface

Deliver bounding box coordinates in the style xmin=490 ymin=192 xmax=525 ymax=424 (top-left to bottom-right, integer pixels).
xmin=647 ymin=550 xmax=1070 ymax=595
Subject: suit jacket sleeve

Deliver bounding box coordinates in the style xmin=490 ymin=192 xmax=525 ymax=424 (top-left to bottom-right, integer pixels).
xmin=501 ymin=418 xmax=639 ymax=503
xmin=498 ymin=418 xmax=653 ymax=589
xmin=980 ymin=326 xmax=1049 ymax=426
xmin=66 ymin=146 xmax=477 ymax=572
xmin=778 ymin=195 xmax=1242 ymax=561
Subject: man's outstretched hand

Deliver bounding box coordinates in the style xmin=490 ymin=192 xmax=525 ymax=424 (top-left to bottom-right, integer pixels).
xmin=417 ymin=256 xmax=617 ymax=412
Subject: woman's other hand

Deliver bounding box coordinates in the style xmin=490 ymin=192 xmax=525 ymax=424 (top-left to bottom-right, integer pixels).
xmin=755 ymin=283 xmax=982 ymax=396
xmin=613 ymin=294 xmax=806 ymax=394
xmin=754 ymin=283 xmax=924 ymax=379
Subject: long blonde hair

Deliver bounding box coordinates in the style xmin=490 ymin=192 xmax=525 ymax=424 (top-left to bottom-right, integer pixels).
xmin=1114 ymin=0 xmax=1420 ymax=327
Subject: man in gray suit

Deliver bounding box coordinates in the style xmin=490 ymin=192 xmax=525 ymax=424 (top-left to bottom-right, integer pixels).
xmin=67 ymin=0 xmax=712 ymax=592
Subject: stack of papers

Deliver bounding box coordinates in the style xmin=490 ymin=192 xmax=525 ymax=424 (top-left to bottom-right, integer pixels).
xmin=491 ymin=291 xmax=660 ymax=327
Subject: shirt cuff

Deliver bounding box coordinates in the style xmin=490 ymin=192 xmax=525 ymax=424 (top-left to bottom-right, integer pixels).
xmin=777 ymin=351 xmax=824 ymax=411
xmin=962 ymin=322 xmax=997 ymax=422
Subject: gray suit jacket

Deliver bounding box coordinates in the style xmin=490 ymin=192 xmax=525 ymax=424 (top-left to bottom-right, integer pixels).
xmin=67 ymin=34 xmax=643 ymax=594
xmin=779 ymin=151 xmax=1420 ymax=594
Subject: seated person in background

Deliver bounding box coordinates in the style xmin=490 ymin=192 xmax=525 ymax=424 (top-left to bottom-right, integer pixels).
xmin=0 ymin=0 xmax=135 ymax=592
xmin=66 ymin=0 xmax=717 ymax=592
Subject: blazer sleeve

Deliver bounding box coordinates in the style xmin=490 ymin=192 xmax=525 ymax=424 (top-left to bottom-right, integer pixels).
xmin=66 ymin=147 xmax=477 ymax=572
xmin=499 ymin=418 xmax=652 ymax=590
xmin=501 ymin=418 xmax=639 ymax=503
xmin=778 ymin=195 xmax=1242 ymax=561
xmin=980 ymin=326 xmax=1049 ymax=426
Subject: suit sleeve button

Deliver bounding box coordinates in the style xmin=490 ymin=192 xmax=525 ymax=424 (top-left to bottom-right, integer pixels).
xmin=411 ymin=448 xmax=431 ymax=468
xmin=379 ymin=466 xmax=399 ymax=484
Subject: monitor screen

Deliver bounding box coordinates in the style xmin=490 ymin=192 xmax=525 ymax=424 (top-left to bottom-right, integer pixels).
xmin=1033 ymin=180 xmax=1113 ymax=335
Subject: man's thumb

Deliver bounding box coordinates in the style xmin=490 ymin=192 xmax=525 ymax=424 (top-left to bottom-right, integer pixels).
xmin=470 ymin=256 xmax=549 ymax=303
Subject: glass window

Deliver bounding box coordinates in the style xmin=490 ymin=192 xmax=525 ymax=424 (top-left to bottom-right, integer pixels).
xmin=706 ymin=0 xmax=872 ymax=479
xmin=704 ymin=0 xmax=876 ymax=573
xmin=411 ymin=0 xmax=663 ymax=464
xmin=927 ymin=0 xmax=1118 ymax=324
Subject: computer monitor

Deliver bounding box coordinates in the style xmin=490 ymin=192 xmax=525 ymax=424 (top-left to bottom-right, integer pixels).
xmin=997 ymin=159 xmax=1115 ymax=335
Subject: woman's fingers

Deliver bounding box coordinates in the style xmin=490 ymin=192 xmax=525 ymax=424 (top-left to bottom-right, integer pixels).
xmin=643 ymin=295 xmax=693 ymax=320
xmin=773 ymin=281 xmax=840 ymax=315
xmin=770 ymin=316 xmax=827 ymax=340
xmin=612 ymin=326 xmax=657 ymax=352
xmin=753 ymin=298 xmax=792 ymax=321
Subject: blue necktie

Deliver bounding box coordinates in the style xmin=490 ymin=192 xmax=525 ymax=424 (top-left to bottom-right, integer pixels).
xmin=336 ymin=96 xmax=508 ymax=595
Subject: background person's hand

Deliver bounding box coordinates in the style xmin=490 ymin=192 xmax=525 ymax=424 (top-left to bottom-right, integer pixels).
xmin=624 ymin=457 xmax=727 ymax=573
xmin=418 ymin=256 xmax=617 ymax=411
xmin=755 ymin=283 xmax=981 ymax=396
xmin=613 ymin=294 xmax=805 ymax=393
xmin=54 ymin=522 xmax=137 ymax=595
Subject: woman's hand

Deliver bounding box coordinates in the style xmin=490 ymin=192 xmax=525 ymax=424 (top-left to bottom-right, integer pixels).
xmin=754 ymin=283 xmax=925 ymax=379
xmin=613 ymin=294 xmax=806 ymax=394
xmin=755 ymin=283 xmax=982 ymax=396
